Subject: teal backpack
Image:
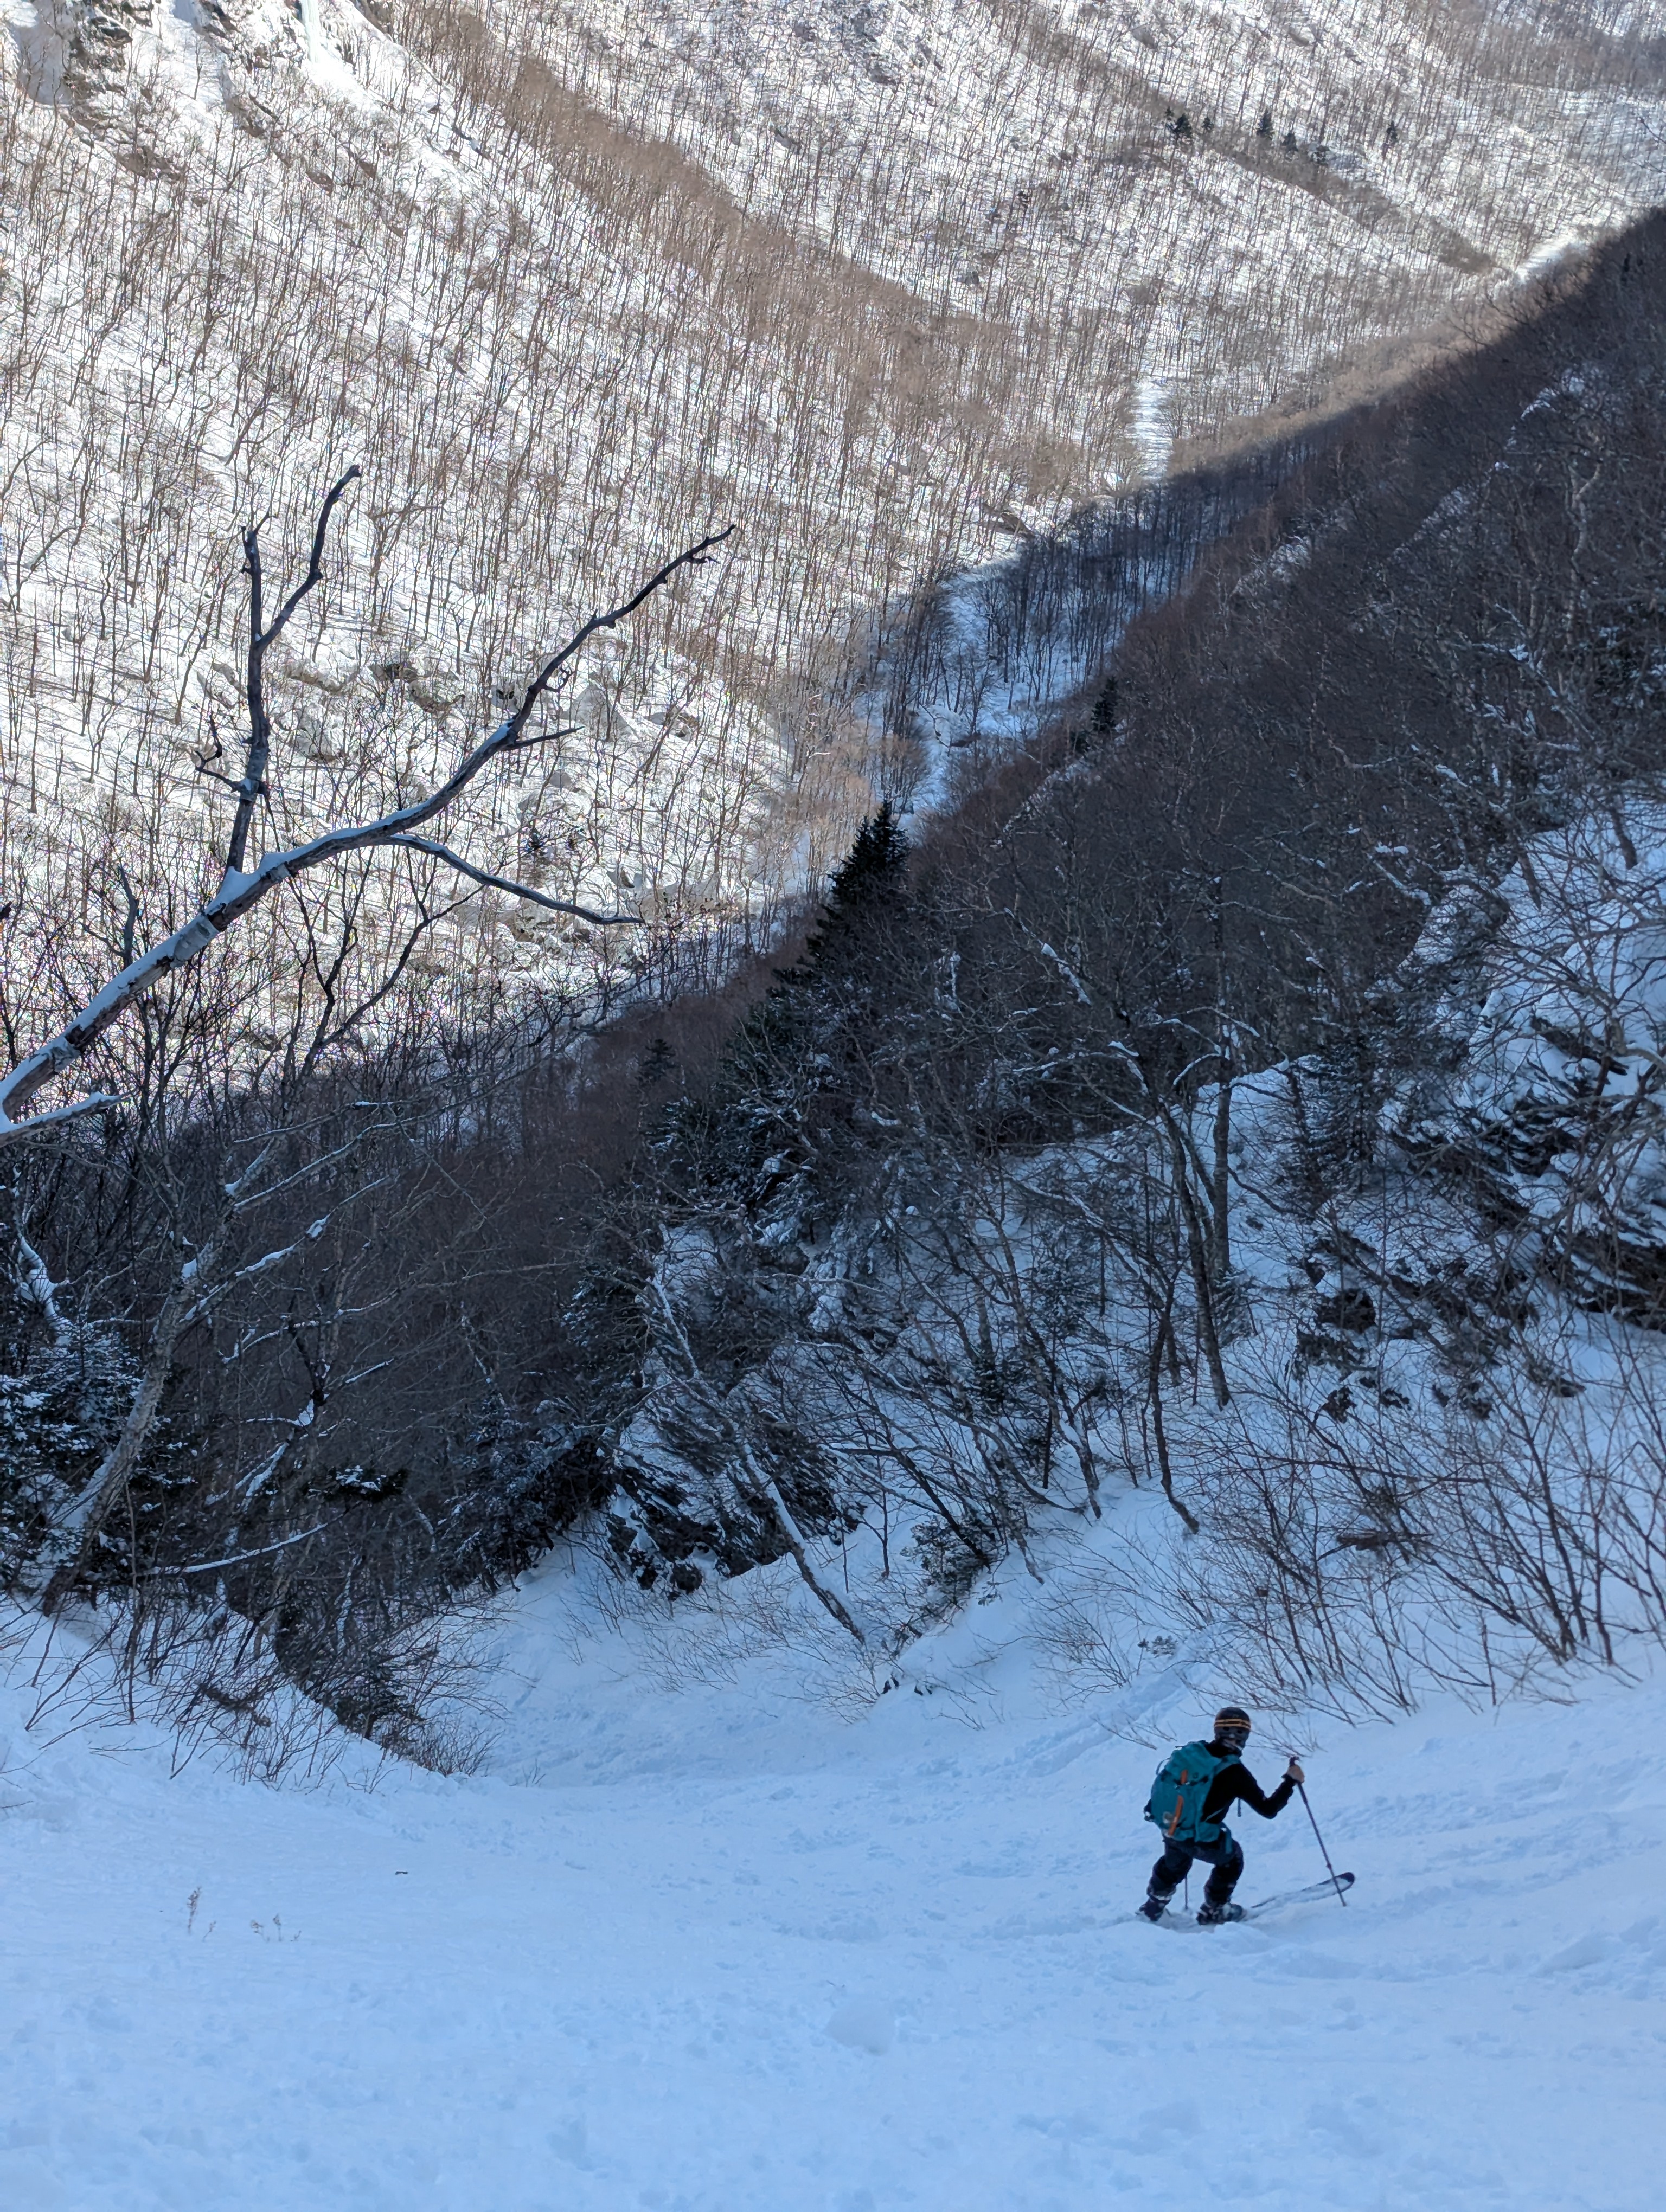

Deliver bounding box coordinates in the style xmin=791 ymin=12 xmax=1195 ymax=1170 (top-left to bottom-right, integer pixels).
xmin=1145 ymin=1740 xmax=1239 ymax=1843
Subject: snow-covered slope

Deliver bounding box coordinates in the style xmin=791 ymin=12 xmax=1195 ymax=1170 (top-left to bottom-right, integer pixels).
xmin=524 ymin=0 xmax=1666 ymax=441
xmin=2 ymin=2 xmax=1664 ymax=1059
xmin=3 ymin=1563 xmax=1662 ymax=2210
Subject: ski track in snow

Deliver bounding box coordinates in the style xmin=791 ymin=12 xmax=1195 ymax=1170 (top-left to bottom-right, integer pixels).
xmin=3 ymin=1570 xmax=1663 ymax=2210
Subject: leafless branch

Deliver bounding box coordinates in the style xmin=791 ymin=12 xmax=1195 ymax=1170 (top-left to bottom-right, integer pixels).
xmin=229 ymin=467 xmax=363 ymax=875
xmin=386 ymin=836 xmax=645 ymax=926
xmin=0 ymin=500 xmax=733 ymax=1146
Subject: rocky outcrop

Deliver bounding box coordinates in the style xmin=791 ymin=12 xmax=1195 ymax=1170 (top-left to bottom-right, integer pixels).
xmin=1388 ymin=808 xmax=1666 ymax=1326
xmin=60 ymin=0 xmax=155 ymax=106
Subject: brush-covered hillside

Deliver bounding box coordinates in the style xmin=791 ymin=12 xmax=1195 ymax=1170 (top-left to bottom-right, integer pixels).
xmin=2 ymin=2 xmax=1664 ymax=1053
xmin=6 ymin=207 xmax=1666 ymax=1763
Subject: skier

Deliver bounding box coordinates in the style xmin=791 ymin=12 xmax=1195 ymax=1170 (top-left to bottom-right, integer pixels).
xmin=1139 ymin=1705 xmax=1304 ymax=1924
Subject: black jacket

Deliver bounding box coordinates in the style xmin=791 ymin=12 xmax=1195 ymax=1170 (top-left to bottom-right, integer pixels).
xmin=1201 ymin=1742 xmax=1296 ymax=1826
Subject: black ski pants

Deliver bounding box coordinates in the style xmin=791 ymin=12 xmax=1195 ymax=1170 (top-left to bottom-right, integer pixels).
xmin=1149 ymin=1831 xmax=1244 ymax=1906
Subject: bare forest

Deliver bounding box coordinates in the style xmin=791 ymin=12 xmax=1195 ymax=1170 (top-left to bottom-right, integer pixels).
xmin=4 ymin=2 xmax=1664 ymax=1066
xmin=7 ymin=6 xmax=1666 ymax=1753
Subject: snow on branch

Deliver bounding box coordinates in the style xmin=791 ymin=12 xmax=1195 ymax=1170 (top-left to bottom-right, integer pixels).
xmin=0 ymin=484 xmax=734 ymax=1147
xmin=150 ymin=1521 xmax=337 ymax=1580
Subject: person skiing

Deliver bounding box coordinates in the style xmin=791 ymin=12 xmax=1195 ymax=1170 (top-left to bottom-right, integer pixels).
xmin=1139 ymin=1705 xmax=1303 ymax=1924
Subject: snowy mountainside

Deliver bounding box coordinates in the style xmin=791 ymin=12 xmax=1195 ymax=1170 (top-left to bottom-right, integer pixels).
xmin=523 ymin=0 xmax=1666 ymax=439
xmin=593 ymin=788 xmax=1666 ymax=1720
xmin=5 ymin=765 xmax=1666 ymax=2204
xmin=1 ymin=3 xmax=1664 ymax=1064
xmin=2 ymin=1560 xmax=1663 ymax=2210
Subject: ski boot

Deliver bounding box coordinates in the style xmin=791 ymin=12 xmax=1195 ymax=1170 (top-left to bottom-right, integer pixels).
xmin=1138 ymin=1888 xmax=1175 ymax=1923
xmin=1196 ymin=1899 xmax=1245 ymax=1926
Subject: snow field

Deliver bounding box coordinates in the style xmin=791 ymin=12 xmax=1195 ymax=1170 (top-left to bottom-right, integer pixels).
xmin=3 ymin=1564 xmax=1663 ymax=2210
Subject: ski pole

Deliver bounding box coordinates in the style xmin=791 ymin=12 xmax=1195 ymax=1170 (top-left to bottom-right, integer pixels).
xmin=1296 ymin=1780 xmax=1347 ymax=1905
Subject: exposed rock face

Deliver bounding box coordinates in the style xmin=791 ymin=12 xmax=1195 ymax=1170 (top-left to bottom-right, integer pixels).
xmin=194 ymin=0 xmax=269 ymax=38
xmin=60 ymin=1 xmax=155 ymax=105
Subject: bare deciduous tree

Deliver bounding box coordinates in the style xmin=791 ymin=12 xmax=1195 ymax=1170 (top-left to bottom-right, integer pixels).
xmin=1 ymin=478 xmax=731 ymax=1649
xmin=0 ymin=480 xmax=732 ymax=1147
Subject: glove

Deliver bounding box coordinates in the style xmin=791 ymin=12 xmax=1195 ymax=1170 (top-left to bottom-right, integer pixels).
xmin=1285 ymin=1758 xmax=1305 ymax=1785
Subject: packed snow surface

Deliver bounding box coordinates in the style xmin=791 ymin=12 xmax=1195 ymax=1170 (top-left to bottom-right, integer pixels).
xmin=3 ymin=1565 xmax=1662 ymax=2210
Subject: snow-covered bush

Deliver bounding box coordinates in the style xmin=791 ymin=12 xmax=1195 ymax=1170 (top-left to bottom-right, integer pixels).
xmin=0 ymin=1297 xmax=133 ymax=1594
xmin=1393 ymin=807 xmax=1666 ymax=1322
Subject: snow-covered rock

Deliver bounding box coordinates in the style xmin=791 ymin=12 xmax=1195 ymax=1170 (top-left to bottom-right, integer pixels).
xmin=1394 ymin=805 xmax=1666 ymax=1317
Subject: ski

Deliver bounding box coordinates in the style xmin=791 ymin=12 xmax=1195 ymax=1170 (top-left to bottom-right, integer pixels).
xmin=1238 ymin=1870 xmax=1354 ymax=1920
xmin=1139 ymin=1872 xmax=1354 ymax=1927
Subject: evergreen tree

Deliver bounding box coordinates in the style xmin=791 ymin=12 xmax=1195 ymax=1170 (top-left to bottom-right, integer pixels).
xmin=823 ymin=801 xmax=911 ymax=930
xmin=637 ymin=1036 xmax=678 ymax=1091
xmin=1257 ymin=108 xmax=1273 ymax=139
xmin=696 ymin=803 xmax=914 ymax=1185
xmin=604 ymin=808 xmax=918 ymax=1593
